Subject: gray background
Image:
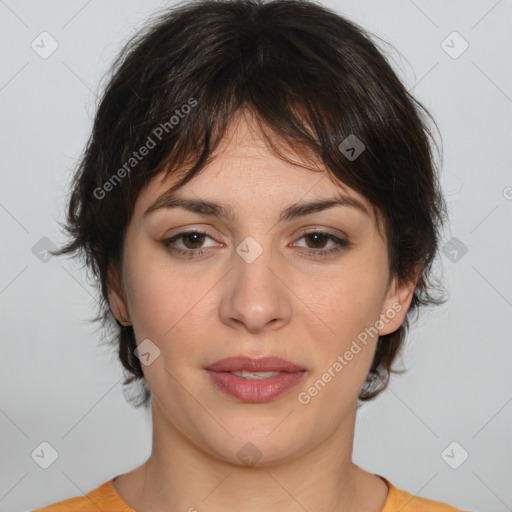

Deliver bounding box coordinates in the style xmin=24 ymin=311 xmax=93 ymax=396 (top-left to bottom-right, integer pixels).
xmin=1 ymin=1 xmax=511 ymax=511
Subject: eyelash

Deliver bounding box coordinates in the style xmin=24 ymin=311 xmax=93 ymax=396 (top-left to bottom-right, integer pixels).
xmin=162 ymin=229 xmax=349 ymax=258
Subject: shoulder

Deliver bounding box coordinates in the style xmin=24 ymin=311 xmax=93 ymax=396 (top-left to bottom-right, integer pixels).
xmin=30 ymin=478 xmax=134 ymax=512
xmin=382 ymin=477 xmax=471 ymax=512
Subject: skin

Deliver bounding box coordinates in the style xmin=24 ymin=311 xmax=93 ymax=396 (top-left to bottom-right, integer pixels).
xmin=108 ymin=109 xmax=416 ymax=512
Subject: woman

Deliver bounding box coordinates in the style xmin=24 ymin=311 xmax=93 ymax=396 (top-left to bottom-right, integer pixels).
xmin=33 ymin=0 xmax=469 ymax=510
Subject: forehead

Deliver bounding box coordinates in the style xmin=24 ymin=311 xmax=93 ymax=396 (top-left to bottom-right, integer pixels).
xmin=134 ymin=109 xmax=381 ymax=229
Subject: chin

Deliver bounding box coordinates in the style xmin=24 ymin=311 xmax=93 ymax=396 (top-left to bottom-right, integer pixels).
xmin=202 ymin=420 xmax=309 ymax=468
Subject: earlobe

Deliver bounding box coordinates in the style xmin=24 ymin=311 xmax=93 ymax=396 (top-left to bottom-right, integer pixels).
xmin=106 ymin=267 xmax=131 ymax=326
xmin=378 ymin=275 xmax=416 ymax=336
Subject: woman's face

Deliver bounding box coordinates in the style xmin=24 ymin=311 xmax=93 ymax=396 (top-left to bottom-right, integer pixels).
xmin=109 ymin=111 xmax=414 ymax=466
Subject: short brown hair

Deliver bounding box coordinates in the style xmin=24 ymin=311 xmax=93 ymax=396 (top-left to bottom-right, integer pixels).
xmin=55 ymin=0 xmax=447 ymax=407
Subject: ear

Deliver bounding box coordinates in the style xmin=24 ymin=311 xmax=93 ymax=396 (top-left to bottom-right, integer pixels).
xmin=106 ymin=264 xmax=131 ymax=325
xmin=377 ymin=273 xmax=417 ymax=336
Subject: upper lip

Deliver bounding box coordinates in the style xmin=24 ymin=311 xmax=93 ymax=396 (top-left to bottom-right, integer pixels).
xmin=205 ymin=356 xmax=305 ymax=373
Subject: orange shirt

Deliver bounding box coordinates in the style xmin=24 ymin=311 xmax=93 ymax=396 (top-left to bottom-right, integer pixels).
xmin=31 ymin=475 xmax=469 ymax=511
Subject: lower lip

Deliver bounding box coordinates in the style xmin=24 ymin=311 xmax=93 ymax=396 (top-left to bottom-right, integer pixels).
xmin=206 ymin=370 xmax=306 ymax=403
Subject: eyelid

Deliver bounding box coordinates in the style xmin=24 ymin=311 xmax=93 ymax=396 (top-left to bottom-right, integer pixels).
xmin=163 ymin=226 xmax=350 ymax=260
xmin=164 ymin=226 xmax=223 ymax=241
xmin=291 ymin=230 xmax=350 ymax=251
xmin=163 ymin=225 xmax=348 ymax=244
xmin=296 ymin=225 xmax=349 ymax=241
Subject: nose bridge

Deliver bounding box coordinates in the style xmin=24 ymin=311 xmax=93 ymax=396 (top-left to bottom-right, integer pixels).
xmin=219 ymin=234 xmax=291 ymax=332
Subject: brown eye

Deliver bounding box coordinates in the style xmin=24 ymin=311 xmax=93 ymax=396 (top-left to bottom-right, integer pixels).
xmin=303 ymin=232 xmax=330 ymax=249
xmin=163 ymin=230 xmax=218 ymax=257
xmin=295 ymin=231 xmax=349 ymax=257
xmin=180 ymin=232 xmax=207 ymax=249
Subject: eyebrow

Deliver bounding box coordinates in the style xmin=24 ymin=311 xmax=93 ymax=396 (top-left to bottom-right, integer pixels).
xmin=144 ymin=192 xmax=370 ymax=222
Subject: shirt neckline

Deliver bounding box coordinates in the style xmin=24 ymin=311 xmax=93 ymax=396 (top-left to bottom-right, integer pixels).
xmin=108 ymin=473 xmax=397 ymax=511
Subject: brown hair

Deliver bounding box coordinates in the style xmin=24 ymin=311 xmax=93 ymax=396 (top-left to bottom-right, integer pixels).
xmin=55 ymin=0 xmax=447 ymax=407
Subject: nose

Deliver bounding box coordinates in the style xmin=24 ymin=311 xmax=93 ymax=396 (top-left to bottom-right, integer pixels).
xmin=219 ymin=240 xmax=292 ymax=334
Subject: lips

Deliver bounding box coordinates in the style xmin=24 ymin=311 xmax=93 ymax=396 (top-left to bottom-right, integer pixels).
xmin=205 ymin=356 xmax=305 ymax=373
xmin=205 ymin=356 xmax=307 ymax=403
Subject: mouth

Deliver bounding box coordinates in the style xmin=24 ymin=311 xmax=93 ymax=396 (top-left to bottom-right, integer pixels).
xmin=228 ymin=370 xmax=283 ymax=379
xmin=205 ymin=356 xmax=307 ymax=403
xmin=205 ymin=355 xmax=306 ymax=373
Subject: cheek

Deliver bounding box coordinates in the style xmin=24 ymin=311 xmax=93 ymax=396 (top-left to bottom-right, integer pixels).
xmin=296 ymin=269 xmax=388 ymax=415
xmin=306 ymin=252 xmax=389 ymax=338
xmin=295 ymin=251 xmax=390 ymax=400
xmin=124 ymin=243 xmax=216 ymax=343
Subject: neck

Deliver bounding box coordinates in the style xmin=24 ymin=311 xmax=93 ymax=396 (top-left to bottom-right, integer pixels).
xmin=114 ymin=398 xmax=387 ymax=512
